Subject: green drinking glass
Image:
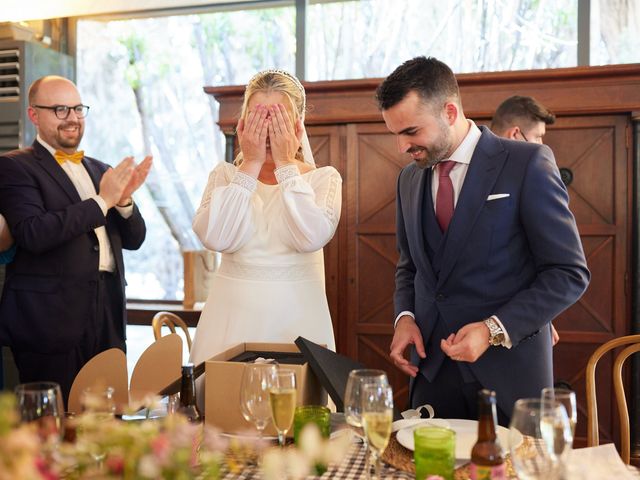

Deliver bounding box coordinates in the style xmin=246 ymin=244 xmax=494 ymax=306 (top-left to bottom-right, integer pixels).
xmin=414 ymin=426 xmax=456 ymax=480
xmin=293 ymin=405 xmax=331 ymax=445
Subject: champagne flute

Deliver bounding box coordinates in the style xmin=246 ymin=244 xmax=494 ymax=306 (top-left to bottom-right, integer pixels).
xmin=344 ymin=369 xmax=389 ymax=477
xmin=269 ymin=369 xmax=297 ymax=447
xmin=15 ymin=382 xmax=64 ymax=445
xmin=509 ymin=398 xmax=568 ymax=480
xmin=361 ymin=383 xmax=393 ymax=480
xmin=240 ymin=362 xmax=278 ymax=438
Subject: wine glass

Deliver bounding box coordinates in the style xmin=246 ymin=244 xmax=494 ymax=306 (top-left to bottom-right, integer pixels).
xmin=509 ymin=398 xmax=570 ymax=480
xmin=80 ymin=386 xmax=117 ymax=470
xmin=14 ymin=382 xmax=64 ymax=445
xmin=540 ymin=394 xmax=573 ymax=477
xmin=344 ymin=369 xmax=389 ymax=477
xmin=361 ymin=383 xmax=394 ymax=480
xmin=240 ymin=362 xmax=278 ymax=438
xmin=541 ymin=387 xmax=577 ymax=439
xmin=269 ymin=369 xmax=297 ymax=447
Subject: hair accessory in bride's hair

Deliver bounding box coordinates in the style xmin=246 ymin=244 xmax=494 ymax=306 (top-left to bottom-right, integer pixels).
xmin=248 ymin=69 xmax=306 ymax=110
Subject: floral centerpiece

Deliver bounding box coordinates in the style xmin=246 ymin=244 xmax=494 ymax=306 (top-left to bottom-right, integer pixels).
xmin=0 ymin=391 xmax=353 ymax=479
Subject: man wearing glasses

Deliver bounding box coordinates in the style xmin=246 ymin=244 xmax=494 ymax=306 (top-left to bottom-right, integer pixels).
xmin=0 ymin=76 xmax=152 ymax=405
xmin=490 ymin=95 xmax=556 ymax=145
xmin=491 ymin=95 xmax=561 ymax=346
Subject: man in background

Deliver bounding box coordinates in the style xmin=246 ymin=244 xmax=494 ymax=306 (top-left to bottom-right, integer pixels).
xmin=0 ymin=76 xmax=152 ymax=403
xmin=490 ymin=95 xmax=555 ymax=144
xmin=491 ymin=95 xmax=560 ymax=346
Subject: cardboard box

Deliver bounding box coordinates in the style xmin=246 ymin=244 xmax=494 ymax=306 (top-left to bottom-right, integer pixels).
xmin=205 ymin=342 xmax=326 ymax=435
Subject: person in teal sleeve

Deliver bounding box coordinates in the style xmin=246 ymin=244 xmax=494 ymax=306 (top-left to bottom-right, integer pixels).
xmin=0 ymin=213 xmax=14 ymax=389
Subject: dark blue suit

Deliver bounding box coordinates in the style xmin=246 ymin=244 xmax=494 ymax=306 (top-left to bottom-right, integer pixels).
xmin=0 ymin=140 xmax=145 ymax=401
xmin=395 ymin=127 xmax=590 ymax=418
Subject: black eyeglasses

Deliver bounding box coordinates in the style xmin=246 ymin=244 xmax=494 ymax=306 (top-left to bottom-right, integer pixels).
xmin=517 ymin=127 xmax=529 ymax=142
xmin=31 ymin=104 xmax=90 ymax=119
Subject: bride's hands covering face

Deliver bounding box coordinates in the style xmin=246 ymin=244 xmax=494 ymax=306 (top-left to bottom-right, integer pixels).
xmin=268 ymin=104 xmax=302 ymax=167
xmin=237 ymin=104 xmax=269 ymax=166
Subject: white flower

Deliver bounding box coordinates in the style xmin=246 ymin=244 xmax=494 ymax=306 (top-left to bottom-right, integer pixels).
xmin=138 ymin=454 xmax=162 ymax=478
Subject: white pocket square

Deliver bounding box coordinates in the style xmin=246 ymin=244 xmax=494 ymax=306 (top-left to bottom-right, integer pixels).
xmin=487 ymin=193 xmax=510 ymax=201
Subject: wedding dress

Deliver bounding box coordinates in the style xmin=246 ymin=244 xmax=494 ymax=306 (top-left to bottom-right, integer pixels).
xmin=189 ymin=161 xmax=341 ymax=379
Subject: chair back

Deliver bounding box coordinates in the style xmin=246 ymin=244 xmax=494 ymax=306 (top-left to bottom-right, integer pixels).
xmin=129 ymin=333 xmax=182 ymax=405
xmin=152 ymin=311 xmax=192 ymax=352
xmin=585 ymin=334 xmax=640 ymax=464
xmin=68 ymin=348 xmax=129 ymax=414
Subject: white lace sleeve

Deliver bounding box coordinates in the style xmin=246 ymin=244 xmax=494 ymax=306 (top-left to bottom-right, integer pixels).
xmin=276 ymin=165 xmax=342 ymax=252
xmin=192 ymin=163 xmax=257 ymax=252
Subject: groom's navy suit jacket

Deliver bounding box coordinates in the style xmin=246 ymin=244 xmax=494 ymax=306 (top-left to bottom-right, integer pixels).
xmin=0 ymin=140 xmax=146 ymax=355
xmin=394 ymin=127 xmax=590 ymax=417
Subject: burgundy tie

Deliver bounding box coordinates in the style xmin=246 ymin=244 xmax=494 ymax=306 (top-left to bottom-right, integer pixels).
xmin=435 ymin=160 xmax=456 ymax=232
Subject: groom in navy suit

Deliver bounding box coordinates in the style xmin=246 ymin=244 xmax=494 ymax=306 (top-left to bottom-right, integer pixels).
xmin=377 ymin=57 xmax=589 ymax=423
xmin=0 ymin=76 xmax=152 ymax=404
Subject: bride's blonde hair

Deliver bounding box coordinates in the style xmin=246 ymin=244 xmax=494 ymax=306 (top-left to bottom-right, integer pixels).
xmin=235 ymin=69 xmax=306 ymax=166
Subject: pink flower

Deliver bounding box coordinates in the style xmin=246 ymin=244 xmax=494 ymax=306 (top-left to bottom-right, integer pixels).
xmin=105 ymin=455 xmax=125 ymax=475
xmin=151 ymin=433 xmax=171 ymax=463
xmin=35 ymin=457 xmax=59 ymax=480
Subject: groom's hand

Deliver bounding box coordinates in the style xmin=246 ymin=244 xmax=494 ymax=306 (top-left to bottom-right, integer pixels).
xmin=390 ymin=316 xmax=426 ymax=377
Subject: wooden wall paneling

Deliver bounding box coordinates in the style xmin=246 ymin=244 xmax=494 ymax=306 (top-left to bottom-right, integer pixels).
xmin=544 ymin=114 xmax=631 ymax=447
xmin=205 ymin=65 xmax=640 ymax=443
xmin=306 ymin=125 xmax=345 ymax=351
xmin=346 ymin=122 xmax=412 ymax=409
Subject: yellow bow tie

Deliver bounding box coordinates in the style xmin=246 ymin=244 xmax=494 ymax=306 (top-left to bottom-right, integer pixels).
xmin=54 ymin=150 xmax=84 ymax=165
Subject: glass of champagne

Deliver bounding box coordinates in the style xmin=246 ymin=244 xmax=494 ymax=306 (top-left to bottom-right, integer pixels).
xmin=344 ymin=369 xmax=388 ymax=439
xmin=509 ymin=398 xmax=568 ymax=480
xmin=361 ymin=383 xmax=393 ymax=480
xmin=15 ymin=382 xmax=64 ymax=445
xmin=269 ymin=369 xmax=297 ymax=447
xmin=240 ymin=362 xmax=278 ymax=438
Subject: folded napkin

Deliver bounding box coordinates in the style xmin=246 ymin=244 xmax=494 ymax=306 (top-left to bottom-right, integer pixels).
xmin=565 ymin=444 xmax=638 ymax=479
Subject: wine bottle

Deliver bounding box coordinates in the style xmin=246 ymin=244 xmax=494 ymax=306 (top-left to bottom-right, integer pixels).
xmin=177 ymin=363 xmax=202 ymax=423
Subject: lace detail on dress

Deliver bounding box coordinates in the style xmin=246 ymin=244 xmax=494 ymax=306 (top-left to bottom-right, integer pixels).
xmin=218 ymin=259 xmax=322 ymax=281
xmin=321 ymin=172 xmax=340 ymax=227
xmin=232 ymin=171 xmax=258 ymax=191
xmin=275 ymin=164 xmax=300 ymax=184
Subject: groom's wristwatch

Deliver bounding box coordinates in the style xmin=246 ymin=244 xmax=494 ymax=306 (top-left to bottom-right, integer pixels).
xmin=484 ymin=317 xmax=505 ymax=346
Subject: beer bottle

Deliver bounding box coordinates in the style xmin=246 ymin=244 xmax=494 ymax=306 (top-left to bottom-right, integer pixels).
xmin=177 ymin=363 xmax=202 ymax=423
xmin=470 ymin=389 xmax=506 ymax=480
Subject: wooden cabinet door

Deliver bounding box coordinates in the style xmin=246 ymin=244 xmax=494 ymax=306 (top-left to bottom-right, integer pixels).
xmin=342 ymin=117 xmax=631 ymax=437
xmin=544 ymin=114 xmax=631 ymax=448
xmin=344 ymin=123 xmax=412 ymax=409
xmin=306 ymin=125 xmax=346 ymax=349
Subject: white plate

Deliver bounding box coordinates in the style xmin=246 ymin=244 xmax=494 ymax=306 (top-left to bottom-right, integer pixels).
xmin=392 ymin=418 xmax=451 ymax=433
xmin=396 ymin=419 xmax=521 ymax=462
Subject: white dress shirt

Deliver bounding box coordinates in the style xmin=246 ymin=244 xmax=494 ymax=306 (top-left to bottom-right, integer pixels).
xmin=394 ymin=122 xmax=512 ymax=348
xmin=37 ymin=135 xmax=133 ymax=272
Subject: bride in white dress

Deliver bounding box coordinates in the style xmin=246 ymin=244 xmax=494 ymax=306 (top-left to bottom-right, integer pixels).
xmin=189 ymin=70 xmax=342 ymax=401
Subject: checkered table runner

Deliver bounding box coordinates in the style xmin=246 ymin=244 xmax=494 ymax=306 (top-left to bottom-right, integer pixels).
xmin=219 ymin=442 xmax=413 ymax=479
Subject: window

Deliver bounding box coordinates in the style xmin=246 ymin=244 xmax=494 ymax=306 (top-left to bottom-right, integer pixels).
xmin=590 ymin=0 xmax=640 ymax=65
xmin=76 ymin=5 xmax=295 ymax=300
xmin=306 ymin=0 xmax=578 ymax=80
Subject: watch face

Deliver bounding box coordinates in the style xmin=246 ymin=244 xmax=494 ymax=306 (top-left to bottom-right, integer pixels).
xmin=491 ymin=333 xmax=505 ymax=346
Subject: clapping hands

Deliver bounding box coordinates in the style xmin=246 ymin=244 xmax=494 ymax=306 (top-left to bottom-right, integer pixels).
xmin=99 ymin=156 xmax=153 ymax=209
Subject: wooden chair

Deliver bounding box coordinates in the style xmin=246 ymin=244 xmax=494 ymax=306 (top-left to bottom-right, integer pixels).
xmin=151 ymin=311 xmax=192 ymax=352
xmin=129 ymin=333 xmax=182 ymax=405
xmin=585 ymin=334 xmax=640 ymax=464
